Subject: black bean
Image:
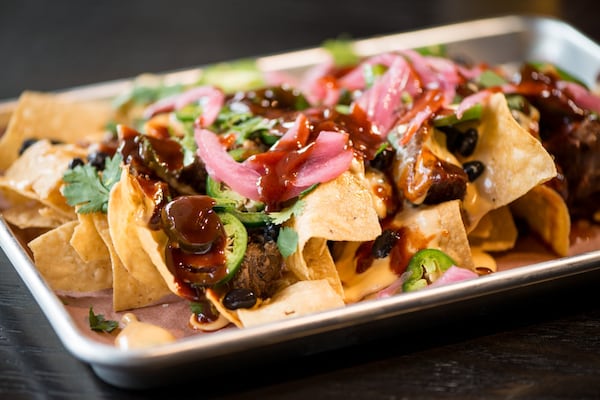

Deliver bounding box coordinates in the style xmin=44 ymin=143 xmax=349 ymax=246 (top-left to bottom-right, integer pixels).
xmin=457 ymin=128 xmax=478 ymax=157
xmin=18 ymin=138 xmax=38 ymax=155
xmin=371 ymin=229 xmax=400 ymax=259
xmin=463 ymin=160 xmax=485 ymax=181
xmin=87 ymin=151 xmax=109 ymax=170
xmin=68 ymin=157 xmax=85 ymax=169
xmin=263 ymin=223 xmax=280 ymax=242
xmin=223 ymin=288 xmax=257 ymax=310
xmin=438 ymin=126 xmax=479 ymax=157
xmin=437 ymin=125 xmax=461 ymax=154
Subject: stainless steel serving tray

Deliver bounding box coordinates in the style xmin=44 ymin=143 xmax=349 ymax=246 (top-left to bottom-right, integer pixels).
xmin=2 ymin=14 xmax=600 ymax=389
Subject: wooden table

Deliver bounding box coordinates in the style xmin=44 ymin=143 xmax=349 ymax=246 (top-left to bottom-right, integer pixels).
xmin=2 ymin=1 xmax=600 ymax=398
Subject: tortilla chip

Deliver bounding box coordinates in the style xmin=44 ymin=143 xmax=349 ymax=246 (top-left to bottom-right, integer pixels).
xmin=92 ymin=213 xmax=171 ymax=311
xmin=1 ymin=200 xmax=69 ymax=229
xmin=468 ymin=206 xmax=518 ymax=252
xmin=0 ymin=139 xmax=86 ymax=220
xmin=70 ymin=212 xmax=110 ymax=263
xmin=337 ymin=199 xmax=473 ymax=303
xmin=235 ymin=280 xmax=345 ymax=327
xmin=397 ymin=199 xmax=474 ymax=269
xmin=28 ymin=220 xmax=112 ymax=292
xmin=0 ymin=91 xmax=112 ymax=171
xmin=287 ymin=162 xmax=382 ymax=297
xmin=510 ymin=184 xmax=571 ymax=256
xmin=112 ymin=167 xmax=181 ymax=296
xmin=460 ymin=93 xmax=557 ymax=231
xmin=107 ymin=169 xmax=172 ymax=296
xmin=287 ymin=237 xmax=342 ymax=297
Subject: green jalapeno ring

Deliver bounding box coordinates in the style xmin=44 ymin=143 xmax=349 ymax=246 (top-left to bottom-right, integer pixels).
xmin=207 ymin=176 xmax=271 ymax=227
xmin=402 ymin=248 xmax=457 ymax=293
xmin=216 ymin=211 xmax=248 ymax=285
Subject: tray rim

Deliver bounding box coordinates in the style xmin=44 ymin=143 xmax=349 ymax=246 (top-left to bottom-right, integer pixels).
xmin=1 ymin=13 xmax=600 ymax=386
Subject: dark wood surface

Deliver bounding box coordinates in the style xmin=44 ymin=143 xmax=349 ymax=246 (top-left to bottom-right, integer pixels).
xmin=2 ymin=1 xmax=600 ymax=399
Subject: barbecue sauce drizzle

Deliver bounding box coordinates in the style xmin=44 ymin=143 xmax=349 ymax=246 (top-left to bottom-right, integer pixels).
xmin=115 ymin=89 xmax=392 ymax=314
xmin=115 ymin=75 xmax=501 ymax=311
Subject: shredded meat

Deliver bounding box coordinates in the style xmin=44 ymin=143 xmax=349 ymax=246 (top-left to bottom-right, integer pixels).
xmin=231 ymin=239 xmax=283 ymax=299
xmin=542 ymin=115 xmax=600 ymax=219
xmin=392 ymin=125 xmax=468 ymax=205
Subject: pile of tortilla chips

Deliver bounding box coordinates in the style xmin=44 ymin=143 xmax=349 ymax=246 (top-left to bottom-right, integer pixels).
xmin=0 ymin=79 xmax=569 ymax=336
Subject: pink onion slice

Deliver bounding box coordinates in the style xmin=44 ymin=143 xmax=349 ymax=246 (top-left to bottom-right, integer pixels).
xmin=291 ymin=131 xmax=353 ymax=188
xmin=194 ymin=128 xmax=262 ymax=200
xmin=355 ymin=55 xmax=413 ymax=136
xmin=557 ymin=80 xmax=600 ymax=114
xmin=400 ymin=49 xmax=459 ymax=106
xmin=455 ymin=90 xmax=492 ymax=119
xmin=338 ymin=52 xmax=401 ymax=90
xmin=195 ymin=113 xmax=354 ymax=204
xmin=299 ymin=59 xmax=340 ymax=107
xmin=429 ymin=265 xmax=478 ymax=287
xmin=143 ymin=85 xmax=225 ymax=127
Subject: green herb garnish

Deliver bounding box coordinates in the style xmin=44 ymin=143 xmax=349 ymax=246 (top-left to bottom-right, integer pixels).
xmin=268 ymin=200 xmax=305 ymax=225
xmin=477 ymin=69 xmax=507 ymax=88
xmin=363 ymin=63 xmax=387 ymax=88
xmin=268 ymin=201 xmax=305 ymax=257
xmin=62 ymin=153 xmax=123 ymax=213
xmin=198 ymin=59 xmax=265 ymax=93
xmin=88 ymin=307 xmax=118 ymax=333
xmin=189 ymin=302 xmax=205 ymax=315
xmin=112 ymin=82 xmax=183 ymax=110
xmin=214 ymin=107 xmax=277 ymax=145
xmin=414 ymin=44 xmax=447 ymax=57
xmin=529 ymin=61 xmax=588 ymax=88
xmin=322 ymin=37 xmax=360 ymax=67
xmin=277 ymin=226 xmax=299 ymax=258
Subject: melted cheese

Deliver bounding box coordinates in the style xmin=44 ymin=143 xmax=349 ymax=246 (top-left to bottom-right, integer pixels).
xmin=114 ymin=313 xmax=176 ymax=349
xmin=336 ymin=242 xmax=398 ymax=303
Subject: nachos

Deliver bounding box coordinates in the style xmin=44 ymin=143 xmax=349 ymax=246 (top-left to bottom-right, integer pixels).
xmin=1 ymin=41 xmax=598 ymax=338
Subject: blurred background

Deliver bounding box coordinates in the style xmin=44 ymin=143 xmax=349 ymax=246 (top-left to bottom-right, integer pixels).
xmin=1 ymin=0 xmax=599 ymax=99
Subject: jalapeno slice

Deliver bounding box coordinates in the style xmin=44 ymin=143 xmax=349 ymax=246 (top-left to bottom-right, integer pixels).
xmin=402 ymin=248 xmax=457 ymax=292
xmin=216 ymin=211 xmax=248 ymax=284
xmin=206 ymin=176 xmax=246 ymax=207
xmin=207 ymin=176 xmax=271 ymax=227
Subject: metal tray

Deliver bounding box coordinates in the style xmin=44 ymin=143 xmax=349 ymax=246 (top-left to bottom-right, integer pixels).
xmin=2 ymin=14 xmax=600 ymax=389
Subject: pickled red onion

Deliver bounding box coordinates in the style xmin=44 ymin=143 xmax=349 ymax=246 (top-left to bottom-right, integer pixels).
xmin=356 ymin=55 xmax=413 ymax=136
xmin=195 ymin=114 xmax=354 ymax=204
xmin=194 ymin=128 xmax=262 ymax=200
xmin=429 ymin=265 xmax=478 ymax=287
xmin=143 ymin=85 xmax=225 ymax=127
xmin=557 ymin=80 xmax=600 ymax=114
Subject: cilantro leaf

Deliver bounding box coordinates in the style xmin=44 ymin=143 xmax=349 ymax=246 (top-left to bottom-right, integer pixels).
xmin=277 ymin=226 xmax=299 ymax=258
xmin=62 ymin=153 xmax=123 ymax=213
xmin=88 ymin=307 xmax=118 ymax=333
xmin=214 ymin=107 xmax=276 ymax=145
xmin=268 ymin=200 xmax=305 ymax=225
xmin=101 ymin=153 xmax=123 ymax=189
xmin=189 ymin=302 xmax=205 ymax=315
